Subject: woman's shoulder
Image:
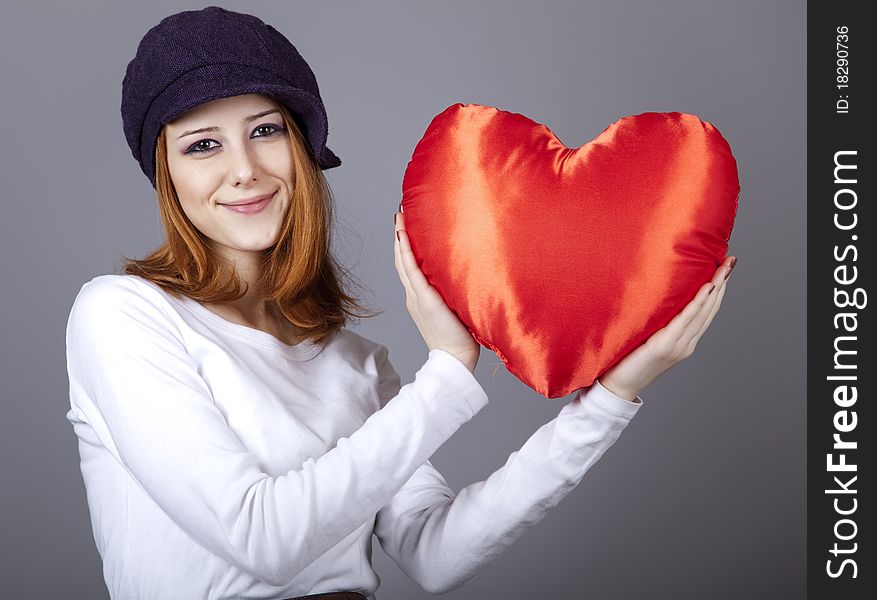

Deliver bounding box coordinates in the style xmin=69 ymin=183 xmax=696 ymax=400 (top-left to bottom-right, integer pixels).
xmin=68 ymin=273 xmax=180 ymax=331
xmin=76 ymin=272 xmax=151 ymax=294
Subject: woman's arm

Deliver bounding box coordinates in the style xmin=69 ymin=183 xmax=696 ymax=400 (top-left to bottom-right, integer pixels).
xmin=373 ymin=251 xmax=736 ymax=594
xmin=65 ymin=276 xmax=488 ymax=586
xmin=374 ymin=378 xmax=640 ymax=594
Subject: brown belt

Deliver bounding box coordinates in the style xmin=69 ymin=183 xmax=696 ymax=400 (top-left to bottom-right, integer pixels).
xmin=281 ymin=593 xmax=367 ymax=600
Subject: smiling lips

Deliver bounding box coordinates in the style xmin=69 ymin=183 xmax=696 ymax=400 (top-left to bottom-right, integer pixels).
xmin=219 ymin=191 xmax=276 ymax=214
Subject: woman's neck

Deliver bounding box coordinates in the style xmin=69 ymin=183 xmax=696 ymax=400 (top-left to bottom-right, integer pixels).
xmin=204 ymin=246 xmax=305 ymax=345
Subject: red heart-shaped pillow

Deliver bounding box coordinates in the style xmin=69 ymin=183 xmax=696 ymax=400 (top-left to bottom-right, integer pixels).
xmin=401 ymin=104 xmax=740 ymax=398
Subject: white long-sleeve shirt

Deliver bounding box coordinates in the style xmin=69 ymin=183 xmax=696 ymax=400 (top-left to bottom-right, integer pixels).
xmin=65 ymin=274 xmax=642 ymax=600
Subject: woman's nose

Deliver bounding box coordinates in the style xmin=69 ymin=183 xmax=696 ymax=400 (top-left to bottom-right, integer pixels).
xmin=226 ymin=143 xmax=259 ymax=185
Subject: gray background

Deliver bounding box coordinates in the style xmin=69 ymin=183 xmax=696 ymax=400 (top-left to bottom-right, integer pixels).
xmin=0 ymin=0 xmax=805 ymax=598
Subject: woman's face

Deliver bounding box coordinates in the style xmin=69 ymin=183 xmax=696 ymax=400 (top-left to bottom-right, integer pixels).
xmin=163 ymin=93 xmax=294 ymax=263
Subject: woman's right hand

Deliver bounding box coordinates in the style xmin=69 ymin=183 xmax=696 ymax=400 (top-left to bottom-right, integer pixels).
xmin=394 ymin=210 xmax=480 ymax=374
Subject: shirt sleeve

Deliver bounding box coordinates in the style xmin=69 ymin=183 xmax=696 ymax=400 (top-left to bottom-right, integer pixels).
xmin=373 ymin=367 xmax=642 ymax=594
xmin=65 ymin=276 xmax=489 ymax=586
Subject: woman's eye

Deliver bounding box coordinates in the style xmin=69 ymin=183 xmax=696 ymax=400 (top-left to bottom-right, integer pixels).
xmin=183 ymin=124 xmax=284 ymax=155
xmin=185 ymin=139 xmax=219 ymax=155
xmin=252 ymin=123 xmax=284 ymax=137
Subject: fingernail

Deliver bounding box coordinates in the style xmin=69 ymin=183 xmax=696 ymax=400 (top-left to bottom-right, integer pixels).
xmin=708 ymin=284 xmax=716 ymax=294
xmin=394 ymin=212 xmax=397 ymax=226
xmin=399 ymin=201 xmax=404 ymax=213
xmin=396 ymin=230 xmax=400 ymax=241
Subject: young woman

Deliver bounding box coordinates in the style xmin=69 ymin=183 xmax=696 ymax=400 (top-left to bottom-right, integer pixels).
xmin=65 ymin=6 xmax=735 ymax=600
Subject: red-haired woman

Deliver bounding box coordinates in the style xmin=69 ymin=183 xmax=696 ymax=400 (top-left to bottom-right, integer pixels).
xmin=65 ymin=7 xmax=735 ymax=600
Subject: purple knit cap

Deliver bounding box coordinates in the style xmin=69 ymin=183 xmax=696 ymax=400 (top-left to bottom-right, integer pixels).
xmin=121 ymin=5 xmax=341 ymax=188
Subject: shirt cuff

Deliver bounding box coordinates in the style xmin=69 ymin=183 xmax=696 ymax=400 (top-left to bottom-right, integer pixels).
xmin=427 ymin=348 xmax=489 ymax=416
xmin=588 ymin=379 xmax=643 ymax=419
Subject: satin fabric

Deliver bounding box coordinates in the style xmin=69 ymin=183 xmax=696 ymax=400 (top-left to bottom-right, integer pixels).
xmin=401 ymin=104 xmax=739 ymax=398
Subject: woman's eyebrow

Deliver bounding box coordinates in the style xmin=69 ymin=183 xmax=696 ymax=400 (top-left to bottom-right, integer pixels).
xmin=176 ymin=109 xmax=281 ymax=139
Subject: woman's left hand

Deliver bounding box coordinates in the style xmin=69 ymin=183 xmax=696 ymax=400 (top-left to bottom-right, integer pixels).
xmin=597 ymin=255 xmax=737 ymax=401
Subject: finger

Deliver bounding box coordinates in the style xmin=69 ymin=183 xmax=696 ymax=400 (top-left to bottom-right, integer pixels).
xmin=682 ymin=275 xmax=723 ymax=337
xmin=684 ymin=278 xmax=727 ymax=348
xmin=696 ymin=279 xmax=727 ymax=337
xmin=691 ymin=258 xmax=735 ymax=340
xmin=713 ymin=256 xmax=736 ymax=289
xmin=676 ymin=257 xmax=734 ymax=344
xmin=662 ymin=281 xmax=717 ymax=341
xmin=677 ymin=259 xmax=732 ymax=338
xmin=396 ymin=222 xmax=433 ymax=297
xmin=393 ymin=212 xmax=413 ymax=294
xmin=398 ymin=228 xmax=444 ymax=308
